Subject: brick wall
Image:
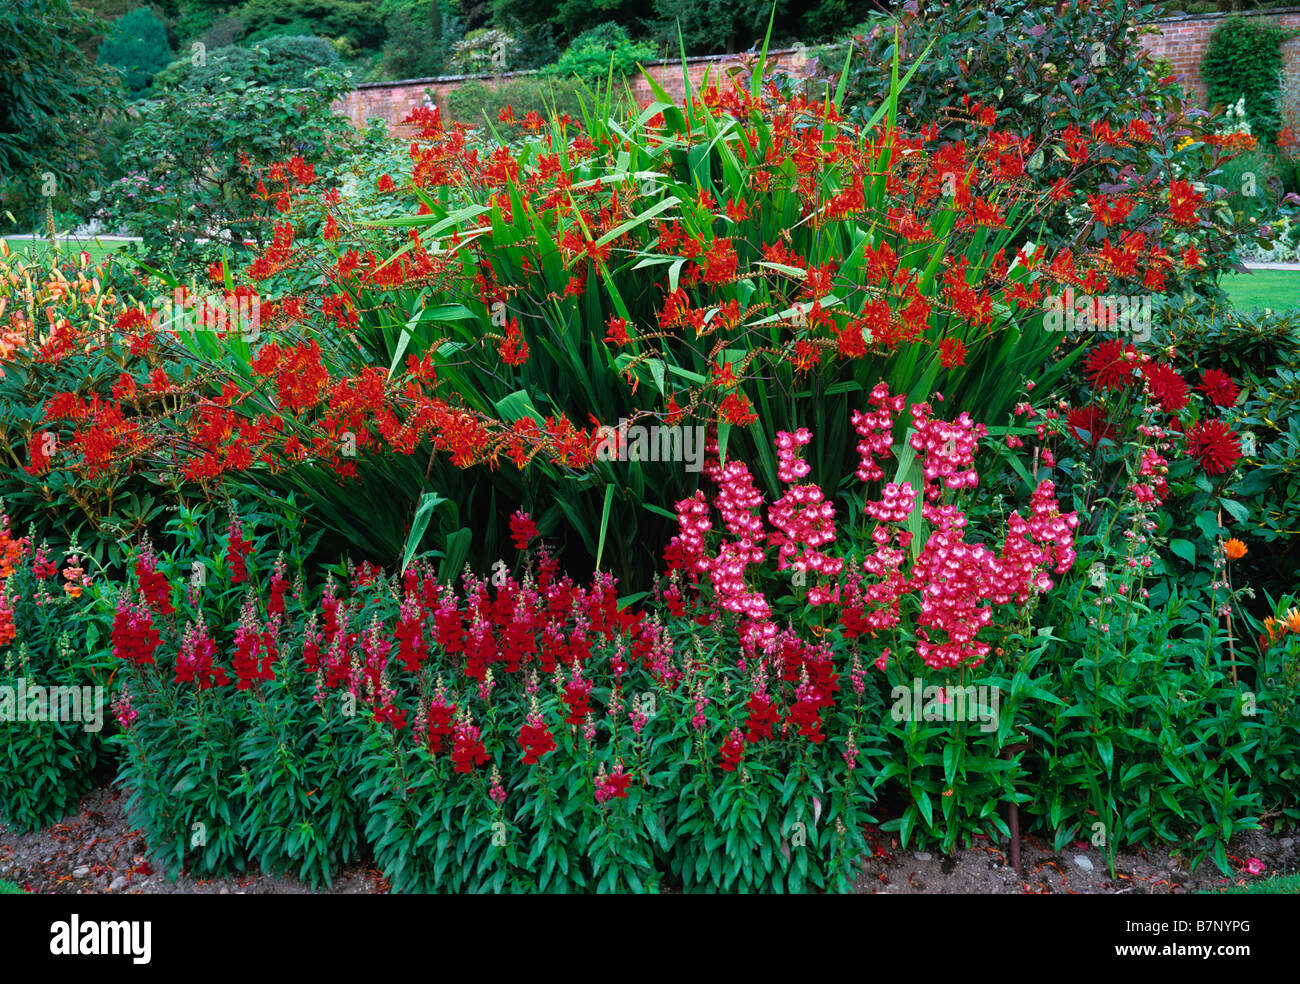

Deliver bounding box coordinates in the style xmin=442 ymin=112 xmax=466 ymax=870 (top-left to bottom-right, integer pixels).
xmin=332 ymin=48 xmax=809 ymax=130
xmin=333 ymin=9 xmax=1300 ymax=132
xmin=1139 ymin=7 xmax=1300 ymax=106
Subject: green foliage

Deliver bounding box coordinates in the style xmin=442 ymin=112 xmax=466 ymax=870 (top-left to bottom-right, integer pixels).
xmin=650 ymin=0 xmax=791 ymax=54
xmin=151 ymin=34 xmax=340 ymax=92
xmin=238 ymin=0 xmax=387 ymax=50
xmin=378 ymin=0 xmax=453 ymax=79
xmin=548 ymin=21 xmax=656 ymax=82
xmin=450 ymin=27 xmax=523 ymax=73
xmin=1203 ymin=14 xmax=1296 ymax=146
xmin=98 ymin=66 xmax=357 ymax=276
xmin=0 ymin=560 xmax=113 ymax=832
xmin=0 ymin=0 xmax=123 ymax=229
xmin=98 ymin=7 xmax=175 ymax=99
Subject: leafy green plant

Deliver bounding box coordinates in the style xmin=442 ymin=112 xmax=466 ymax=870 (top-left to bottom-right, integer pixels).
xmin=0 ymin=0 xmax=123 ymax=230
xmin=98 ymin=7 xmax=175 ymax=99
xmin=548 ymin=22 xmax=656 ymax=83
xmin=1203 ymin=14 xmax=1296 ymax=147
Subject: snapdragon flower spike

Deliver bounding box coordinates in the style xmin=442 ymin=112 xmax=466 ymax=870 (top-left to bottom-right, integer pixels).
xmin=174 ymin=617 xmax=229 ymax=690
xmin=594 ymin=760 xmax=633 ymax=803
xmin=111 ymin=596 xmax=161 ymax=666
xmin=226 ymin=515 xmax=253 ymax=585
xmin=450 ymin=713 xmax=489 ymax=773
xmin=134 ymin=542 xmax=174 ymax=616
xmin=232 ymin=596 xmax=277 ymax=690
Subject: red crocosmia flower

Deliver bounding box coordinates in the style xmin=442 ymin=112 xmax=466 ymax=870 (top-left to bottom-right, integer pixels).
xmin=1196 ymin=369 xmax=1241 ymax=407
xmin=377 ymin=174 xmax=396 ymax=193
xmin=1186 ymin=419 xmax=1242 ymax=475
xmin=604 ymin=316 xmax=630 ymax=346
xmin=1066 ymin=405 xmax=1115 ymax=447
xmin=501 ymin=318 xmax=529 ymax=366
xmin=1168 ymin=179 xmax=1203 ymax=225
xmin=1083 ymin=339 xmax=1138 ymax=392
xmin=510 ymin=510 xmax=537 ymax=551
xmin=719 ymin=391 xmax=758 ymax=426
xmin=938 ymin=337 xmax=966 ymax=368
xmin=719 ymin=728 xmax=744 ymax=771
xmin=1141 ymin=362 xmax=1188 ymax=412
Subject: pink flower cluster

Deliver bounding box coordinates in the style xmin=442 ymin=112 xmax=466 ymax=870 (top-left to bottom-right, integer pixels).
xmin=850 ymin=382 xmax=903 ymax=481
xmin=667 ymin=387 xmax=1078 ymax=670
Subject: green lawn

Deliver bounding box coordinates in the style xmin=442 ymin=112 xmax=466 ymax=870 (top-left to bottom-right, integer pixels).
xmin=3 ymin=236 xmax=129 ymax=269
xmin=1207 ymin=871 xmax=1300 ymax=894
xmin=0 ymin=879 xmax=24 ymax=894
xmin=1220 ymin=270 xmax=1300 ymax=314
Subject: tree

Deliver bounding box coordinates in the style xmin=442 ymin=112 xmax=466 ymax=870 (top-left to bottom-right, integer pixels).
xmin=650 ymin=0 xmax=790 ymax=53
xmin=0 ymin=0 xmax=122 ymax=228
xmin=379 ymin=0 xmax=450 ymax=79
xmin=98 ymin=7 xmax=176 ymax=98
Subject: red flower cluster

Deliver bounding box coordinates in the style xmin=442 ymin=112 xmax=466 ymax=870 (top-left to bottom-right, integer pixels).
xmin=111 ymin=598 xmax=160 ymax=666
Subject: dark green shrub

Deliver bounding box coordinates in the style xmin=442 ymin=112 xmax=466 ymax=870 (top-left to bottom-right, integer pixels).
xmin=238 ymin=0 xmax=387 ymax=50
xmin=1203 ymin=14 xmax=1297 ymax=146
xmin=0 ymin=0 xmax=122 ymax=229
xmin=548 ymin=21 xmax=656 ymax=83
xmin=98 ymin=7 xmax=174 ymax=99
xmin=378 ymin=0 xmax=451 ymax=79
xmin=150 ymin=34 xmax=340 ymax=92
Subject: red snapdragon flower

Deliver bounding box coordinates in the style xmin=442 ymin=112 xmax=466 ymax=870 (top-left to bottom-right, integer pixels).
xmin=226 ymin=516 xmax=252 ymax=585
xmin=518 ymin=715 xmax=556 ymax=765
xmin=451 ymin=719 xmax=489 ymax=773
xmin=510 ymin=510 xmax=538 ymax=551
xmin=719 ymin=728 xmax=745 ymax=771
xmin=594 ymin=761 xmax=633 ymax=803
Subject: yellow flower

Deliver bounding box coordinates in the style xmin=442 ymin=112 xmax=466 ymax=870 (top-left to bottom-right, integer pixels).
xmin=1224 ymin=538 xmax=1247 ymax=560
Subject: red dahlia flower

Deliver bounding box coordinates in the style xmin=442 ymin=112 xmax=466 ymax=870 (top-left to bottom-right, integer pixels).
xmin=1196 ymin=369 xmax=1241 ymax=407
xmin=1066 ymin=405 xmax=1114 ymax=447
xmin=1083 ymin=340 xmax=1138 ymax=392
xmin=1141 ymin=362 xmax=1188 ymax=412
xmin=1186 ymin=419 xmax=1242 ymax=475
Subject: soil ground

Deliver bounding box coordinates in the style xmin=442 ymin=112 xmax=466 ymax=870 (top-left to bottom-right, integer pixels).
xmin=2 ymin=783 xmax=1295 ymax=894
